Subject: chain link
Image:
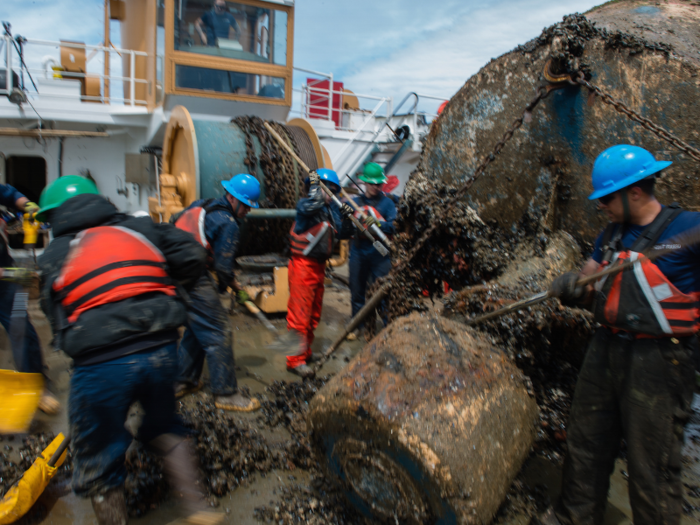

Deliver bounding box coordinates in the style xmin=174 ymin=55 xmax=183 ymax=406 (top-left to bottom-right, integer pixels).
xmin=365 ymin=70 xmax=700 ymax=329
xmin=391 ymin=85 xmax=551 ymax=279
xmin=575 ymin=72 xmax=700 ymax=163
xmin=362 ymin=84 xmax=556 ymax=331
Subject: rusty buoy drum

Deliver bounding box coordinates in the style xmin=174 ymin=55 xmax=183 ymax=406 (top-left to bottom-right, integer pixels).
xmin=420 ymin=3 xmax=700 ymax=246
xmin=308 ymin=312 xmax=538 ymax=524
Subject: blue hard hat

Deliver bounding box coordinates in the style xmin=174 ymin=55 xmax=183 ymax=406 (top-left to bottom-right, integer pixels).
xmin=589 ymin=145 xmax=672 ymax=200
xmin=221 ymin=174 xmax=261 ymax=208
xmin=305 ymin=168 xmax=340 ymax=190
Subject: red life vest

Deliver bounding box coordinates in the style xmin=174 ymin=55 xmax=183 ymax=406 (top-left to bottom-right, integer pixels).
xmin=53 ymin=225 xmax=176 ymax=323
xmin=173 ymin=200 xmax=231 ymax=264
xmin=289 ymin=221 xmax=335 ymax=261
xmin=174 ymin=206 xmax=209 ymax=250
xmin=353 ymin=206 xmax=385 ymax=222
xmin=592 ymin=205 xmax=700 ymax=337
xmin=594 ymin=252 xmax=700 ymax=337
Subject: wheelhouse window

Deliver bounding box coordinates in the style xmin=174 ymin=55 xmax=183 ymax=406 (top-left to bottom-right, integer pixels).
xmin=175 ymin=64 xmax=285 ymax=98
xmin=174 ymin=0 xmax=288 ymax=67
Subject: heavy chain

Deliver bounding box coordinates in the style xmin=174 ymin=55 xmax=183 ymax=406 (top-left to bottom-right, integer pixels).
xmin=575 ymin=72 xmax=700 ymax=163
xmin=361 ymin=83 xmax=560 ymax=334
xmin=392 ymin=84 xmax=554 ymax=278
xmin=232 ymin=116 xmax=301 ymax=254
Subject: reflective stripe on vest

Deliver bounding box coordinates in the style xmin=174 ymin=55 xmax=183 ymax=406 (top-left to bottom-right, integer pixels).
xmin=594 ymin=250 xmax=700 ymax=337
xmin=174 ymin=207 xmax=209 ymax=250
xmin=289 ymin=221 xmax=334 ymax=260
xmin=353 ymin=205 xmax=385 ymax=222
xmin=53 ymin=226 xmax=176 ymax=323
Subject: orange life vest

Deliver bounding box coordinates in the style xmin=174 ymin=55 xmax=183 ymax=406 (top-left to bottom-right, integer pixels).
xmin=173 ymin=200 xmax=231 ymax=267
xmin=174 ymin=206 xmax=209 ymax=250
xmin=53 ymin=225 xmax=176 ymax=323
xmin=289 ymin=221 xmax=335 ymax=261
xmin=592 ymin=205 xmax=700 ymax=337
xmin=353 ymin=205 xmax=385 ymax=222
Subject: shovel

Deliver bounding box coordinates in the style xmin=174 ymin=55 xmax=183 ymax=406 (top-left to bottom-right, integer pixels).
xmin=0 ymin=433 xmax=70 ymax=524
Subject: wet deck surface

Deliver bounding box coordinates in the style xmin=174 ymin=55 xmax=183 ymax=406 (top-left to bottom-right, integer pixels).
xmin=1 ymin=270 xmax=699 ymax=525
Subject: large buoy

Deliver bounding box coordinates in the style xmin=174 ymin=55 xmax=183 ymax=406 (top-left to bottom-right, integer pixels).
xmin=419 ymin=2 xmax=700 ymax=246
xmin=308 ymin=312 xmax=538 ymax=524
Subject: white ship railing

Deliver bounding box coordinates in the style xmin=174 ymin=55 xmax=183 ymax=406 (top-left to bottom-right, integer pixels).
xmin=1 ymin=35 xmax=160 ymax=107
xmin=291 ymin=67 xmax=448 ymax=177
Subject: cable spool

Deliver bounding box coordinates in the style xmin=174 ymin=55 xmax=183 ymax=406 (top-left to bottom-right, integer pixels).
xmin=153 ymin=106 xmax=331 ymax=254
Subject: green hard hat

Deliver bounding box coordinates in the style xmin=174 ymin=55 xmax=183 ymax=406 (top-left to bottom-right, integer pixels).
xmin=37 ymin=175 xmax=99 ymax=222
xmin=359 ymin=162 xmax=387 ymax=184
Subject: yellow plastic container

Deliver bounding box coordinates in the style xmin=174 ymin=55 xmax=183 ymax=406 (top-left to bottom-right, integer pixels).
xmin=0 ymin=370 xmax=44 ymax=434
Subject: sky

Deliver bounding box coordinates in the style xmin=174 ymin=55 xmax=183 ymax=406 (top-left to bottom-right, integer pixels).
xmin=1 ymin=0 xmax=604 ymax=114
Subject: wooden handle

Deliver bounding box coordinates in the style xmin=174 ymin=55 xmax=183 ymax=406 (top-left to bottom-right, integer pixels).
xmin=263 ymin=121 xmax=379 ymax=244
xmin=48 ymin=435 xmax=71 ymax=467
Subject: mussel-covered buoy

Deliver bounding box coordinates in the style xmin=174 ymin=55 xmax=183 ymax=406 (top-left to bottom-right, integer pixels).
xmin=308 ymin=312 xmax=538 ymax=524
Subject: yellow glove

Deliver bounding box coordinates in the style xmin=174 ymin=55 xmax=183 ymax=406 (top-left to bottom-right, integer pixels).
xmin=363 ymin=215 xmax=380 ymax=229
xmin=24 ymin=202 xmax=40 ymax=214
xmin=237 ymin=289 xmax=251 ymax=305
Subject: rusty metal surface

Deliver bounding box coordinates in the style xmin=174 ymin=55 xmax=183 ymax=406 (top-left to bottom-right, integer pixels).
xmin=308 ymin=312 xmax=538 ymax=524
xmin=419 ymin=3 xmax=700 ymax=249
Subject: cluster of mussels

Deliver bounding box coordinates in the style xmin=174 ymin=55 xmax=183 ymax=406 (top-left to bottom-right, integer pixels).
xmin=253 ymin=479 xmax=371 ymax=525
xmin=516 ymin=13 xmax=672 ymax=79
xmin=445 ymin=279 xmax=595 ymax=454
xmin=366 ymin=171 xmax=547 ymax=336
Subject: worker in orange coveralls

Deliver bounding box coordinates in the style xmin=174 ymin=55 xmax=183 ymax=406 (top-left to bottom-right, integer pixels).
xmin=271 ymin=169 xmax=352 ymax=378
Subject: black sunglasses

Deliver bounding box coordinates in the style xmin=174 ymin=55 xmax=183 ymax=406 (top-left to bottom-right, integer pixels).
xmin=598 ymin=192 xmax=616 ymax=205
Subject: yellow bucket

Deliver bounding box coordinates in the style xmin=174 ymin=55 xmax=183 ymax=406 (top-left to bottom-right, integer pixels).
xmin=0 ymin=370 xmax=44 ymax=434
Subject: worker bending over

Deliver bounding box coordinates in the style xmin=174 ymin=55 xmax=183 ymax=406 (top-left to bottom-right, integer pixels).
xmin=543 ymin=145 xmax=700 ymax=525
xmin=273 ymin=169 xmax=352 ymax=378
xmin=173 ymin=174 xmax=261 ymax=411
xmin=0 ymin=183 xmax=59 ymax=414
xmin=349 ymin=163 xmax=396 ymax=328
xmin=36 ymin=176 xmax=219 ymax=524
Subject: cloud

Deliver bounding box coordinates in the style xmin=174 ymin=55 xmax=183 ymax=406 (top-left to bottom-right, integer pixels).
xmin=296 ymin=0 xmax=603 ymax=114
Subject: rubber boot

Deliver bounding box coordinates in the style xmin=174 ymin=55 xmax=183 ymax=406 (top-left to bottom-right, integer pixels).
xmin=214 ymin=391 xmax=261 ymax=412
xmin=91 ymin=487 xmax=128 ymax=525
xmin=530 ymin=507 xmax=562 ymax=525
xmin=289 ymin=364 xmax=315 ymax=379
xmin=151 ymin=434 xmax=223 ymax=524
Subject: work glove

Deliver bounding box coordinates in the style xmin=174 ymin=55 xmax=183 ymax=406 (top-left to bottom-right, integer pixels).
xmin=549 ymin=271 xmax=584 ymax=307
xmin=308 ymin=171 xmax=321 ymax=186
xmin=363 ymin=215 xmax=381 ymax=229
xmin=1 ymin=267 xmax=38 ymax=287
xmin=24 ymin=202 xmax=39 ymax=214
xmin=340 ymin=203 xmax=354 ymax=219
xmin=237 ymin=289 xmax=251 ymax=305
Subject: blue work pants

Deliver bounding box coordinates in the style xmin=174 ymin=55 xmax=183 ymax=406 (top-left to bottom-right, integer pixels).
xmin=69 ymin=343 xmax=181 ymax=497
xmin=349 ymin=245 xmax=392 ymax=320
xmin=0 ymin=280 xmax=44 ymax=374
xmin=177 ymin=274 xmax=236 ymax=395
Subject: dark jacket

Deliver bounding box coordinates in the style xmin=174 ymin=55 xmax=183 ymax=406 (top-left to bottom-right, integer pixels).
xmin=0 ymin=184 xmax=25 ymax=267
xmin=350 ymin=192 xmax=396 ymax=258
xmin=293 ymin=185 xmax=351 ymax=238
xmin=39 ymin=194 xmax=207 ymax=365
xmin=183 ymin=196 xmax=240 ymax=292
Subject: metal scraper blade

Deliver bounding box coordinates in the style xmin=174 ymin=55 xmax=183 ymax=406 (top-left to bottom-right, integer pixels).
xmin=373 ymin=241 xmax=389 ymax=257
